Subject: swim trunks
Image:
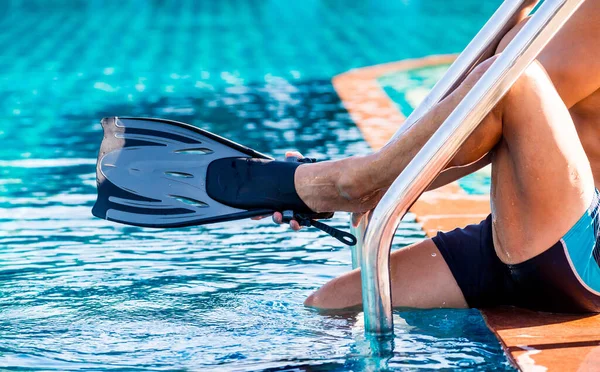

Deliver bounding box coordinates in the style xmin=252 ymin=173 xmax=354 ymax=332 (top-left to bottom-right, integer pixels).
xmin=432 ymin=189 xmax=600 ymax=313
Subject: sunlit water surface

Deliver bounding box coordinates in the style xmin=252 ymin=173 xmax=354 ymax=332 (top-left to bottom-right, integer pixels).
xmin=1 ymin=0 xmax=511 ymax=370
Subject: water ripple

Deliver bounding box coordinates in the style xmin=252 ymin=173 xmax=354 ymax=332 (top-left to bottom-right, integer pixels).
xmin=0 ymin=0 xmax=511 ymax=369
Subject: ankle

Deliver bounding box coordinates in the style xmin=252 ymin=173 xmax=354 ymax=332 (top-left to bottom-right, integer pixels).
xmin=336 ymin=155 xmax=385 ymax=207
xmin=294 ymin=154 xmax=386 ymax=213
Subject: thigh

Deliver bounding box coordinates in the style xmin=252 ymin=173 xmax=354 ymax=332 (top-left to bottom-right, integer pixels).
xmin=491 ymin=61 xmax=596 ymax=264
xmin=304 ymin=238 xmax=468 ymax=309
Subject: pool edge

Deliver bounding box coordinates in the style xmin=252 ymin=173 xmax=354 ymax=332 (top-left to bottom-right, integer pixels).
xmin=332 ymin=56 xmax=600 ymax=372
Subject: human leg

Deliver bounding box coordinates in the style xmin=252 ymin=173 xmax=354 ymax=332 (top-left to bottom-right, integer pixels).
xmin=306 ymin=60 xmax=596 ymax=310
xmin=293 ymin=57 xmax=503 ymax=215
xmin=304 ymin=238 xmax=468 ymax=309
xmin=488 ymin=61 xmax=594 ymax=264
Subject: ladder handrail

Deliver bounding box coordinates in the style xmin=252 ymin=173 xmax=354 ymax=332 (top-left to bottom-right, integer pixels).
xmin=355 ymin=0 xmax=586 ymax=338
xmin=350 ymin=0 xmax=534 ymax=271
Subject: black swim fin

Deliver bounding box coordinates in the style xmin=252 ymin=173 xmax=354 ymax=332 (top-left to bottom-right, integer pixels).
xmin=92 ymin=117 xmax=357 ymax=246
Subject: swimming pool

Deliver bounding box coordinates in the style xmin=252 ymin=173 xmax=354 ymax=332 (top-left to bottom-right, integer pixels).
xmin=0 ymin=0 xmax=513 ymax=370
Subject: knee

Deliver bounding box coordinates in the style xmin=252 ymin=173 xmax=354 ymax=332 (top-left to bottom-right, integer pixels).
xmin=468 ymin=58 xmax=550 ymax=126
xmin=304 ymin=290 xmax=326 ymax=308
xmin=468 ymin=57 xmax=548 ymax=105
xmin=501 ymin=60 xmax=549 ymax=106
xmin=303 ymin=270 xmax=363 ymax=310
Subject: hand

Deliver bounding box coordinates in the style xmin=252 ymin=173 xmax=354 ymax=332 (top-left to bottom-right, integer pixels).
xmin=251 ymin=151 xmax=305 ymax=231
xmin=250 ymin=212 xmax=303 ymax=231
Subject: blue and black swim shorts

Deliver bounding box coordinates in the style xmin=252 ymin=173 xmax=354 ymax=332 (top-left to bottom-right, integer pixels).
xmin=432 ymin=189 xmax=600 ymax=313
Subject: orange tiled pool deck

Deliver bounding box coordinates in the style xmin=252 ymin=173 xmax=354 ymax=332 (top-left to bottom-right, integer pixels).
xmin=333 ymin=56 xmax=600 ymax=371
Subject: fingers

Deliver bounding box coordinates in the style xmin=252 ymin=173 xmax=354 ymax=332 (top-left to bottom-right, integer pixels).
xmin=272 ymin=211 xmax=303 ymax=231
xmin=272 ymin=212 xmax=283 ymax=224
xmin=251 ymin=215 xmax=269 ymax=220
xmin=290 ymin=219 xmax=302 ymax=231
xmin=285 ymin=151 xmax=304 ymax=160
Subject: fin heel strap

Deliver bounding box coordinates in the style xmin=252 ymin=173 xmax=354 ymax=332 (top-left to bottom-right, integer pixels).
xmin=281 ymin=211 xmax=357 ymax=246
xmin=283 ymin=156 xmax=357 ymax=246
xmin=298 ymin=214 xmax=357 ymax=246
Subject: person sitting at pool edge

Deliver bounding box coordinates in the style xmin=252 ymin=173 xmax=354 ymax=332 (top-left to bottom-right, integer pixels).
xmin=259 ymin=0 xmax=600 ymax=313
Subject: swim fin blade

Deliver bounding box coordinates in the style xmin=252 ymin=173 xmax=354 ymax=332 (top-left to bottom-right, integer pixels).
xmin=92 ymin=117 xmax=357 ymax=246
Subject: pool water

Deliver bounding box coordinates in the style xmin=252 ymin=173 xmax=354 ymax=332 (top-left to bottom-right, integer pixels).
xmin=0 ymin=0 xmax=513 ymax=370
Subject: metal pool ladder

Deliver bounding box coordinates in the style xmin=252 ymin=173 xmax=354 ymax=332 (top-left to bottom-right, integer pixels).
xmin=350 ymin=0 xmax=586 ymax=339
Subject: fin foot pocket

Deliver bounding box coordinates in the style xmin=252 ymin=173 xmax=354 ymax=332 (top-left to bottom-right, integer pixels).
xmin=206 ymin=157 xmax=314 ymax=213
xmin=207 ymin=156 xmax=357 ymax=246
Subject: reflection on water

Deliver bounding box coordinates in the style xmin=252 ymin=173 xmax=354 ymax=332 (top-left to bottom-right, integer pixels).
xmin=0 ymin=0 xmax=511 ymax=370
xmin=0 ymin=82 xmax=510 ymax=371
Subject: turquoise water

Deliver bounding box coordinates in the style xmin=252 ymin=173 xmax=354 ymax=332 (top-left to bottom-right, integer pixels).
xmin=0 ymin=0 xmax=512 ymax=370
